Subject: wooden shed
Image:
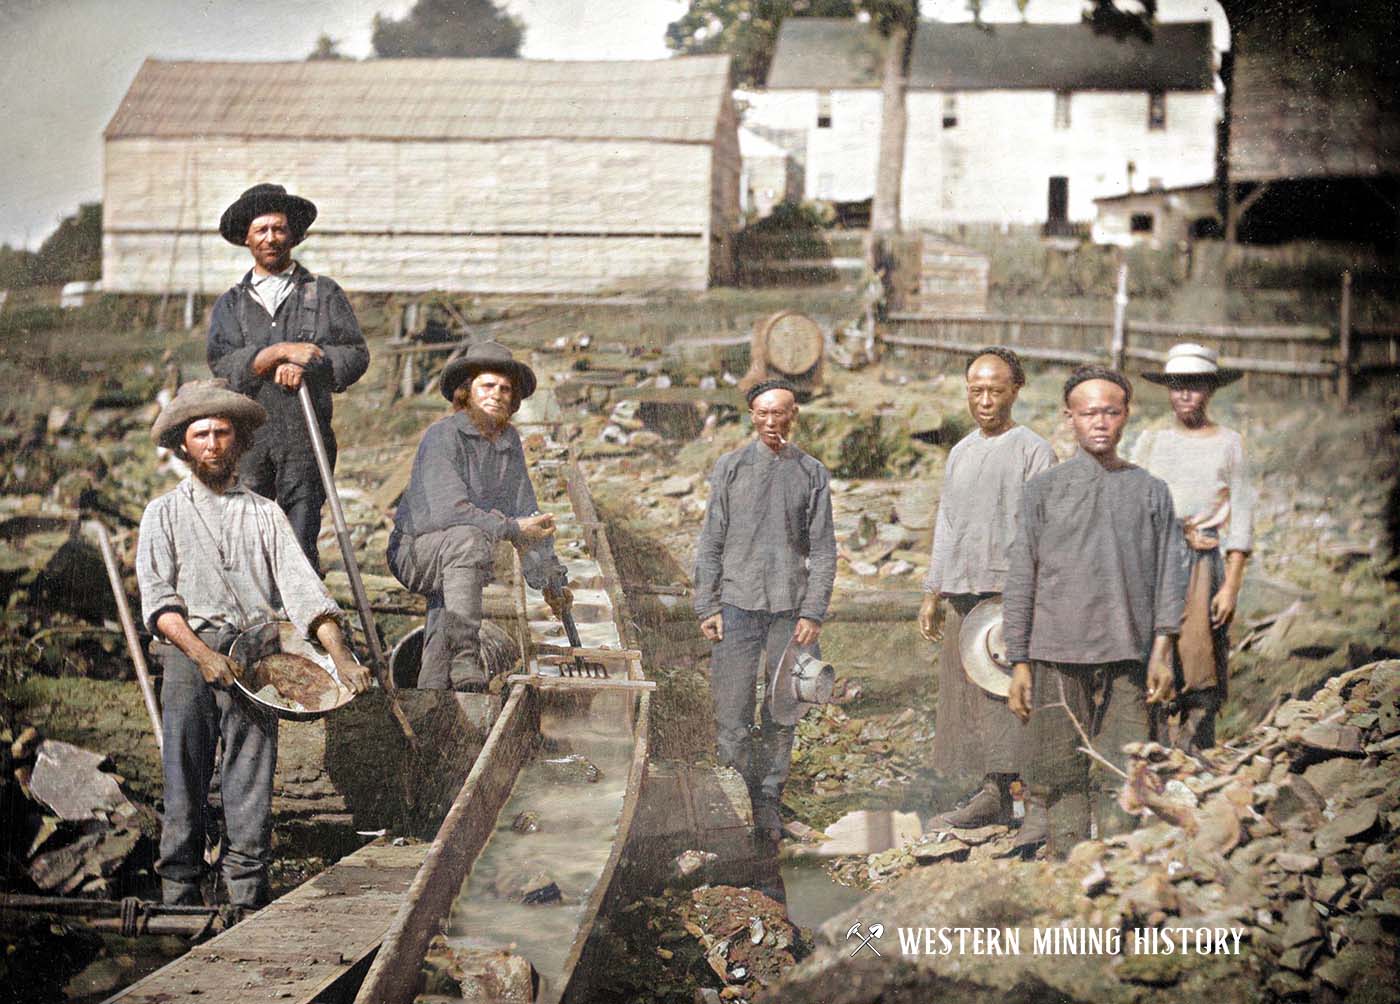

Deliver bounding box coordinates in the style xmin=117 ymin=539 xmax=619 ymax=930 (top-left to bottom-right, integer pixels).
xmin=102 ymin=57 xmax=740 ymax=295
xmin=906 ymin=236 xmax=989 ymax=315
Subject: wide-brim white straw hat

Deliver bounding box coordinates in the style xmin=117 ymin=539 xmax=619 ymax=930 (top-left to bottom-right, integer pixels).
xmin=1141 ymin=342 xmax=1242 ymax=387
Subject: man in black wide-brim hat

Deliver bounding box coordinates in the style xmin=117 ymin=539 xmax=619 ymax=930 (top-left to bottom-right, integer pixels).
xmin=387 ymin=341 xmax=573 ymax=690
xmin=206 ymin=183 xmax=369 ymax=571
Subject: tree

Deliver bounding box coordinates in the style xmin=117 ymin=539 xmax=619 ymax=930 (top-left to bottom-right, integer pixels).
xmin=307 ymin=33 xmax=347 ymax=60
xmin=371 ymin=0 xmax=524 ymax=58
xmin=665 ymin=0 xmax=857 ymax=89
xmin=0 ymin=244 xmax=35 ymax=289
xmin=29 ymin=203 xmax=102 ymax=286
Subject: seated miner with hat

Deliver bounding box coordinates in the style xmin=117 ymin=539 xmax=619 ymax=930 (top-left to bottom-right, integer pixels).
xmin=137 ymin=379 xmax=371 ymax=910
xmin=1003 ymin=366 xmax=1185 ymax=859
xmin=387 ymin=342 xmax=572 ymax=690
xmin=1131 ymin=343 xmax=1254 ymax=754
xmin=694 ymin=378 xmax=838 ymax=846
xmin=207 ymin=183 xmax=370 ymax=571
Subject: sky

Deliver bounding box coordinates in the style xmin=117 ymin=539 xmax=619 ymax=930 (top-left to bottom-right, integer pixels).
xmin=0 ymin=0 xmax=1226 ymax=251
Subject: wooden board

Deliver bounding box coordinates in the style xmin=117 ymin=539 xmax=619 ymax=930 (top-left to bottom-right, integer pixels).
xmin=102 ymin=840 xmax=429 ymax=1004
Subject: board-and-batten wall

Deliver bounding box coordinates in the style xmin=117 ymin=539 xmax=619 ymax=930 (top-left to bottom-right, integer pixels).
xmin=104 ymin=134 xmax=728 ymax=294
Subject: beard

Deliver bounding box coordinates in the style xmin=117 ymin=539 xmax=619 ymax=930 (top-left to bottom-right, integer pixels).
xmin=190 ymin=451 xmax=240 ymax=492
xmin=467 ymin=401 xmax=511 ymax=436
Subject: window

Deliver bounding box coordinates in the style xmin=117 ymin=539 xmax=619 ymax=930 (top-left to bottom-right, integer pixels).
xmin=1130 ymin=213 xmax=1155 ymax=233
xmin=1054 ymin=90 xmax=1072 ymax=129
xmin=1148 ymin=91 xmax=1166 ymax=130
xmin=942 ymin=93 xmax=958 ymax=129
xmin=1047 ymin=176 xmax=1069 ymax=223
xmin=817 ymin=92 xmax=832 ymax=129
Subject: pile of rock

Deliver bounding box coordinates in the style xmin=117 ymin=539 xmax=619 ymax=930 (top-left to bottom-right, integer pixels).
xmin=770 ymin=659 xmax=1400 ymax=1003
xmin=2 ymin=726 xmax=152 ymax=896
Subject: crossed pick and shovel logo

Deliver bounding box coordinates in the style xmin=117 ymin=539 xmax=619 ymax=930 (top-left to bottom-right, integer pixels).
xmin=846 ymin=920 xmax=884 ymax=957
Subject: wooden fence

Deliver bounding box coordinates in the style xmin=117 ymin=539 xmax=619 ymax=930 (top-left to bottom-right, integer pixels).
xmin=883 ymin=269 xmax=1396 ymax=403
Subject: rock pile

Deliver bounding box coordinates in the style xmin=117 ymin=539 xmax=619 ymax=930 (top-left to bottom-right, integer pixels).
xmin=769 ymin=659 xmax=1400 ymax=1003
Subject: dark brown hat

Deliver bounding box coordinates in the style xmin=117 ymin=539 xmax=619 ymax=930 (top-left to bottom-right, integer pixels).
xmin=440 ymin=341 xmax=537 ymax=405
xmin=151 ymin=379 xmax=267 ymax=449
xmin=219 ymin=183 xmax=318 ymax=246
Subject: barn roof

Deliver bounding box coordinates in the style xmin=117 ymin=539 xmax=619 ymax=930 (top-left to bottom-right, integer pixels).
xmin=105 ymin=56 xmax=733 ymax=143
xmin=766 ymin=19 xmax=1213 ymax=91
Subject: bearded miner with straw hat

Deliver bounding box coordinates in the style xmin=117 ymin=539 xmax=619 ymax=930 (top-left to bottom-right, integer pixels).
xmin=138 ymin=379 xmax=370 ymax=910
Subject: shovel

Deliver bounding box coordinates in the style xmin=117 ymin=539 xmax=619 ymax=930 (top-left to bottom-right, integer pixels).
xmin=558 ymin=607 xmax=608 ymax=678
xmin=297 ymin=383 xmax=417 ymax=746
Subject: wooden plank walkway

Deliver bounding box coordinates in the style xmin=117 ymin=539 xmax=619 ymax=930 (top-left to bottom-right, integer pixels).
xmin=103 ymin=839 xmax=428 ymax=1004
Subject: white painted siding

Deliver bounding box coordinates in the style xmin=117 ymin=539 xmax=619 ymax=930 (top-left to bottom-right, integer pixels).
xmin=104 ymin=137 xmax=715 ymax=293
xmin=750 ymin=87 xmax=1217 ymax=227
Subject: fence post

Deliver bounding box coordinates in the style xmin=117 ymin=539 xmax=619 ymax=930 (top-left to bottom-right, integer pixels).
xmin=1338 ymin=270 xmax=1353 ymax=406
xmin=1110 ymin=263 xmax=1128 ymax=370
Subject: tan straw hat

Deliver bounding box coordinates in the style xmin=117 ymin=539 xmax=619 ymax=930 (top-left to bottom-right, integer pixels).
xmin=959 ymin=597 xmax=1013 ymax=697
xmin=151 ymin=378 xmax=267 ymax=449
xmin=1141 ymin=343 xmax=1242 ymax=387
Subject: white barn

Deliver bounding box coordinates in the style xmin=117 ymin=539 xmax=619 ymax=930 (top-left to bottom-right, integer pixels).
xmin=745 ymin=19 xmax=1218 ymax=233
xmin=103 ymin=56 xmax=740 ymax=295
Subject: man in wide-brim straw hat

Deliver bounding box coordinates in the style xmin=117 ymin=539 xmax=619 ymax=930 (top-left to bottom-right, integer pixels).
xmin=387 ymin=341 xmax=573 ymax=690
xmin=138 ymin=379 xmax=371 ymax=910
xmin=1131 ymin=343 xmax=1254 ymax=754
xmin=206 ymin=183 xmax=370 ymax=572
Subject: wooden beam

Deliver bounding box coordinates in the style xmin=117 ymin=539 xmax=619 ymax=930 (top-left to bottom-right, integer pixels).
xmin=507 ymin=674 xmax=656 ymax=692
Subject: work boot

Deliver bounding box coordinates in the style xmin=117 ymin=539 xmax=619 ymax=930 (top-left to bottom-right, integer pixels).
xmin=932 ymin=776 xmax=1012 ymax=829
xmin=1010 ymin=793 xmax=1048 ymax=856
xmin=448 ymin=652 xmax=487 ymax=692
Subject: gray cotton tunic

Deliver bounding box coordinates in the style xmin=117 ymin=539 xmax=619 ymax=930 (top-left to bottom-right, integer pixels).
xmin=923 ymin=424 xmax=1057 ymax=596
xmin=693 ymin=439 xmax=837 ymax=623
xmin=1129 ymin=424 xmax=1255 ymax=553
xmin=391 ymin=411 xmax=567 ymax=592
xmin=1002 ymin=449 xmax=1185 ymax=666
xmin=137 ymin=477 xmax=341 ymax=639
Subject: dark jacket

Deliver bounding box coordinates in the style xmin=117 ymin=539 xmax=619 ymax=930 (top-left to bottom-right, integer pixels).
xmin=206 ymin=263 xmax=369 ymax=439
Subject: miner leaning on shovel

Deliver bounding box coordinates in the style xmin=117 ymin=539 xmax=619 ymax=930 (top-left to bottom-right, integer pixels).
xmin=207 ymin=183 xmax=370 ymax=571
xmin=387 ymin=341 xmax=573 ymax=691
xmin=1003 ymin=366 xmax=1185 ymax=860
xmin=918 ymin=347 xmax=1055 ymax=846
xmin=137 ymin=380 xmax=371 ymax=910
xmin=694 ymin=379 xmax=838 ymax=847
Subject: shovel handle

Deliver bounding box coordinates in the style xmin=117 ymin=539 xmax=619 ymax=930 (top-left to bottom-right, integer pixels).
xmin=91 ymin=522 xmax=163 ymax=751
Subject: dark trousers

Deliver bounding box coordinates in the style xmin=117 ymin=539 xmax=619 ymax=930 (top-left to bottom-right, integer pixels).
xmin=1022 ymin=660 xmax=1148 ymax=860
xmin=932 ymin=593 xmax=1023 ymax=786
xmin=710 ymin=605 xmax=814 ymax=808
xmin=156 ymin=633 xmax=278 ymax=908
xmin=239 ymin=421 xmax=334 ymax=573
xmin=387 ymin=526 xmax=493 ymax=690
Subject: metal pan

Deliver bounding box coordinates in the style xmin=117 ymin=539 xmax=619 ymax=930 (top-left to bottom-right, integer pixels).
xmin=227 ymin=621 xmax=357 ymax=722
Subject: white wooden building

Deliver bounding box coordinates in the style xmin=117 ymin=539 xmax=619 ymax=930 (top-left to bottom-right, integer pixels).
xmin=102 ymin=57 xmax=740 ymax=294
xmin=745 ymin=19 xmax=1218 ymax=233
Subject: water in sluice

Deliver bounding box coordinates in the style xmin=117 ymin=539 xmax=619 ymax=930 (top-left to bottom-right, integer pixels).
xmin=779 ymin=859 xmax=867 ymax=931
xmin=443 ymin=691 xmax=635 ymax=999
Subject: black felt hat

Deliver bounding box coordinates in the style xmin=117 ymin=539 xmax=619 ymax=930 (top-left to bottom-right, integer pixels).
xmin=440 ymin=341 xmax=538 ymax=406
xmin=219 ymin=184 xmax=318 ymax=246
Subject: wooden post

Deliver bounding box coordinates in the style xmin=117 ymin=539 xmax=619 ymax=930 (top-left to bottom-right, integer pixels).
xmin=1338 ymin=270 xmax=1354 ymax=405
xmin=1110 ymin=262 xmax=1128 ymax=370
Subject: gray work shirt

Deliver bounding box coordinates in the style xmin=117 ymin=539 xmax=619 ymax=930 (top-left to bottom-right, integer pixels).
xmin=391 ymin=411 xmax=566 ymax=591
xmin=923 ymin=424 xmax=1056 ymax=596
xmin=693 ymin=439 xmax=837 ymax=623
xmin=137 ymin=477 xmax=341 ymax=639
xmin=1002 ymin=449 xmax=1185 ymax=665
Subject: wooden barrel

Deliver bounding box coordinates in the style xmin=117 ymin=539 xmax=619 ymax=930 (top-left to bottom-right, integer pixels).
xmin=757 ymin=310 xmax=823 ymax=377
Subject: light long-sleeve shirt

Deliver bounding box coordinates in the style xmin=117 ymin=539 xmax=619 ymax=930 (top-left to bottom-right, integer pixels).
xmin=1002 ymin=450 xmax=1185 ymax=665
xmin=693 ymin=439 xmax=837 ymax=623
xmin=923 ymin=424 xmax=1056 ymax=596
xmin=137 ymin=477 xmax=341 ymax=639
xmin=1130 ymin=424 xmax=1255 ymax=553
xmin=391 ymin=411 xmax=567 ymax=592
